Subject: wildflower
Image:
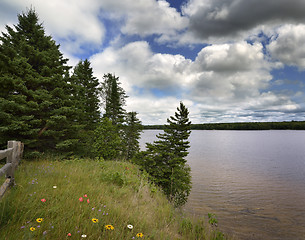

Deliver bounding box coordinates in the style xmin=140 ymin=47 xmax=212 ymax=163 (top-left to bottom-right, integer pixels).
xmin=87 ymin=199 xmax=90 ymax=203
xmin=43 ymin=230 xmax=47 ymax=235
xmin=37 ymin=225 xmax=40 ymax=228
xmin=136 ymin=233 xmax=144 ymax=238
xmin=20 ymin=226 xmax=25 ymax=229
xmin=79 ymin=197 xmax=84 ymax=202
xmin=84 ymin=194 xmax=88 ymax=197
xmin=53 ymin=186 xmax=57 ymax=189
xmin=67 ymin=233 xmax=72 ymax=236
xmin=92 ymin=218 xmax=98 ymax=223
xmin=41 ymin=198 xmax=46 ymax=202
xmin=36 ymin=218 xmax=43 ymax=223
xmin=30 ymin=227 xmax=36 ymax=231
xmin=81 ymin=234 xmax=87 ymax=237
xmin=127 ymin=224 xmax=133 ymax=230
xmin=92 ymin=207 xmax=95 ymax=210
xmin=105 ymin=225 xmax=114 ymax=230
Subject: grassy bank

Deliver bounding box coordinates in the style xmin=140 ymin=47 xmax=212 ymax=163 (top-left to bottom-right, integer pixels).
xmin=0 ymin=157 xmax=227 ymax=239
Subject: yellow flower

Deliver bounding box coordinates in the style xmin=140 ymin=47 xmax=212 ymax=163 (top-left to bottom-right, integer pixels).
xmin=136 ymin=233 xmax=144 ymax=238
xmin=105 ymin=225 xmax=114 ymax=230
xmin=92 ymin=218 xmax=98 ymax=223
xmin=36 ymin=218 xmax=43 ymax=223
xmin=30 ymin=227 xmax=36 ymax=231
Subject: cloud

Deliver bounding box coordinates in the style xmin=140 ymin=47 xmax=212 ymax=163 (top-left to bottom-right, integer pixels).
xmin=187 ymin=41 xmax=301 ymax=122
xmin=90 ymin=40 xmax=300 ymax=124
xmin=120 ymin=0 xmax=188 ymax=37
xmin=267 ymin=24 xmax=305 ymax=70
xmin=183 ymin=0 xmax=305 ymax=41
xmin=190 ymin=41 xmax=272 ymax=100
xmin=90 ymin=41 xmax=192 ymax=93
xmin=1 ymin=0 xmax=303 ymax=124
xmin=0 ymin=0 xmax=105 ymax=58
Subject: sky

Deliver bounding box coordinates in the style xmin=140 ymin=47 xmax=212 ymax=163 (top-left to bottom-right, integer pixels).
xmin=1 ymin=0 xmax=305 ymax=125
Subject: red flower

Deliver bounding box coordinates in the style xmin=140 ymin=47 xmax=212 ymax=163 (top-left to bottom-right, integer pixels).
xmin=84 ymin=194 xmax=88 ymax=198
xmin=87 ymin=199 xmax=90 ymax=203
xmin=41 ymin=198 xmax=46 ymax=202
xmin=67 ymin=233 xmax=71 ymax=236
xmin=79 ymin=197 xmax=84 ymax=202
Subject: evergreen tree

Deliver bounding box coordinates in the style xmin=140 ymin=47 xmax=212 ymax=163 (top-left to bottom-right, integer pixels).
xmin=71 ymin=59 xmax=101 ymax=130
xmin=0 ymin=9 xmax=77 ymax=154
xmin=135 ymin=102 xmax=192 ymax=207
xmin=101 ymin=73 xmax=127 ymax=126
xmin=70 ymin=59 xmax=101 ymax=156
xmin=93 ymin=117 xmax=122 ymax=160
xmin=124 ymin=112 xmax=143 ymax=160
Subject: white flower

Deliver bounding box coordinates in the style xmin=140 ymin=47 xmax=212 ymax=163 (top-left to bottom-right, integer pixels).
xmin=81 ymin=234 xmax=87 ymax=238
xmin=53 ymin=186 xmax=57 ymax=189
xmin=127 ymin=224 xmax=133 ymax=230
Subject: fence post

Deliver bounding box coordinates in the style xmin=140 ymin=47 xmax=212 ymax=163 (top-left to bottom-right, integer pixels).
xmin=6 ymin=141 xmax=24 ymax=185
xmin=0 ymin=141 xmax=23 ymax=200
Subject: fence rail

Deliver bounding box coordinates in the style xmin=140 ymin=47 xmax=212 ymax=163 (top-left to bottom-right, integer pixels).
xmin=0 ymin=141 xmax=24 ymax=200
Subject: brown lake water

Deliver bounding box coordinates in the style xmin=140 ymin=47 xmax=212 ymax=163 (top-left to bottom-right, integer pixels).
xmin=140 ymin=130 xmax=305 ymax=240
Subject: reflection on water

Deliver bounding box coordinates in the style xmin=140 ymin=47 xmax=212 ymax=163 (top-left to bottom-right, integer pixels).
xmin=140 ymin=130 xmax=305 ymax=240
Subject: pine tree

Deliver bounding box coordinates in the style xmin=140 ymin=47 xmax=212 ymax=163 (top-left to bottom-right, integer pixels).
xmin=0 ymin=9 xmax=77 ymax=154
xmin=135 ymin=102 xmax=192 ymax=207
xmin=71 ymin=59 xmax=101 ymax=130
xmin=124 ymin=112 xmax=143 ymax=160
xmin=93 ymin=117 xmax=122 ymax=160
xmin=101 ymin=73 xmax=127 ymax=126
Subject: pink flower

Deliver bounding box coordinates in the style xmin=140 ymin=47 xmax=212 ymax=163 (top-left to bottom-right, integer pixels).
xmin=87 ymin=199 xmax=90 ymax=203
xmin=41 ymin=198 xmax=46 ymax=202
xmin=84 ymin=194 xmax=87 ymax=198
xmin=79 ymin=197 xmax=84 ymax=202
xmin=67 ymin=233 xmax=72 ymax=236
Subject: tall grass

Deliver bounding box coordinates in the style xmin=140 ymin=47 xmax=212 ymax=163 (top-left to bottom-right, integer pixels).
xmin=0 ymin=157 xmax=227 ymax=239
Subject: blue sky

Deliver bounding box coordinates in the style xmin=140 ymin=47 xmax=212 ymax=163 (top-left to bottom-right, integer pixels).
xmin=1 ymin=0 xmax=305 ymax=124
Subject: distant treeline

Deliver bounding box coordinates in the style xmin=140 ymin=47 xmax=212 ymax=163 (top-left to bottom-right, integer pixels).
xmin=144 ymin=121 xmax=305 ymax=130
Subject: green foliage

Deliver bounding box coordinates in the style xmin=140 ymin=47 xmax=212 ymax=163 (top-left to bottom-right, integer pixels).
xmin=135 ymin=102 xmax=192 ymax=207
xmin=191 ymin=121 xmax=305 ymax=130
xmin=124 ymin=111 xmax=143 ymax=160
xmin=179 ymin=218 xmax=193 ymax=235
xmin=70 ymin=59 xmax=101 ymax=157
xmin=208 ymin=213 xmax=218 ymax=226
xmin=101 ymin=171 xmax=126 ymax=187
xmin=93 ymin=118 xmax=122 ymax=160
xmin=71 ymin=59 xmax=101 ymax=130
xmin=0 ymin=9 xmax=80 ymax=154
xmin=101 ymin=73 xmax=127 ymax=126
xmin=145 ymin=121 xmax=305 ymax=130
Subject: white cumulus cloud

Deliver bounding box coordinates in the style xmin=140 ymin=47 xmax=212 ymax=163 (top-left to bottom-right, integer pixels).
xmin=268 ymin=24 xmax=305 ymax=70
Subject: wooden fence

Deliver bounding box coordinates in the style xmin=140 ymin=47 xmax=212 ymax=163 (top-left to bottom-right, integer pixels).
xmin=0 ymin=141 xmax=24 ymax=200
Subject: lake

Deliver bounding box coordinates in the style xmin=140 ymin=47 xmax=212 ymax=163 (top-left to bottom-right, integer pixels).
xmin=139 ymin=130 xmax=305 ymax=240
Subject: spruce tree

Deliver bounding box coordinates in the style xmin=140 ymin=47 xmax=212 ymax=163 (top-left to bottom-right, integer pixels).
xmin=93 ymin=117 xmax=122 ymax=160
xmin=71 ymin=59 xmax=101 ymax=130
xmin=70 ymin=59 xmax=101 ymax=156
xmin=124 ymin=112 xmax=143 ymax=160
xmin=136 ymin=102 xmax=192 ymax=207
xmin=0 ymin=9 xmax=77 ymax=154
xmin=101 ymin=73 xmax=127 ymax=126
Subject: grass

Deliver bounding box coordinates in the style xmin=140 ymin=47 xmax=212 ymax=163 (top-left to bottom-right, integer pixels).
xmin=0 ymin=156 xmax=227 ymax=240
